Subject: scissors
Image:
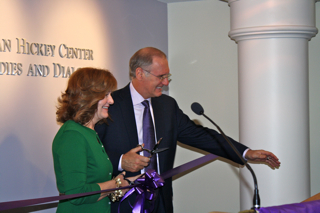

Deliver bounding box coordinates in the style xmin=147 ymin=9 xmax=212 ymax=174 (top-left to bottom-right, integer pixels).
xmin=139 ymin=137 xmax=169 ymax=158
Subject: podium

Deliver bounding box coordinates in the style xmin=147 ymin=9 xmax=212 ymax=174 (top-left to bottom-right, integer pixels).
xmin=209 ymin=193 xmax=320 ymax=213
xmin=302 ymin=192 xmax=320 ymax=202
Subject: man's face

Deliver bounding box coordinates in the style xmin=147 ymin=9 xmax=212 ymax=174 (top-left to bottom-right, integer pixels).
xmin=139 ymin=56 xmax=170 ymax=99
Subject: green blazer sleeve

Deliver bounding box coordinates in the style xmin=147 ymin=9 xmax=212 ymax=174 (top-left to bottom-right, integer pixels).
xmin=53 ymin=130 xmax=101 ymax=205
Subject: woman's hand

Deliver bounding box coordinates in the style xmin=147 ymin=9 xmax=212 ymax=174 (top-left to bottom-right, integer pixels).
xmin=97 ymin=172 xmax=140 ymax=202
xmin=97 ymin=171 xmax=127 ymax=201
xmin=122 ymin=173 xmax=141 ymax=187
xmin=114 ymin=172 xmax=129 ymax=193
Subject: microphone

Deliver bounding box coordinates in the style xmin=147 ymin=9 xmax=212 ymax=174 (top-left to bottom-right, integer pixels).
xmin=191 ymin=102 xmax=260 ymax=210
xmin=191 ymin=102 xmax=204 ymax=115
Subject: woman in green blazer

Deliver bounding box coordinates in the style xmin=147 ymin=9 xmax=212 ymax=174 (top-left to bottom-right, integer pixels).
xmin=52 ymin=67 xmax=136 ymax=213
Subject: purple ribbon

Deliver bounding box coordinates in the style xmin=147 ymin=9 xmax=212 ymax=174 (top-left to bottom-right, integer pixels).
xmin=3 ymin=153 xmax=319 ymax=213
xmin=0 ymin=154 xmax=218 ymax=212
xmin=117 ymin=154 xmax=219 ymax=213
xmin=257 ymin=200 xmax=320 ymax=213
xmin=0 ymin=185 xmax=133 ymax=211
xmin=161 ymin=153 xmax=219 ymax=180
xmin=118 ymin=169 xmax=165 ymax=213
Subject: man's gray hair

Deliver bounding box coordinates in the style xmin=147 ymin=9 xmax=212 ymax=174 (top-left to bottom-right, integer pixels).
xmin=129 ymin=47 xmax=167 ymax=79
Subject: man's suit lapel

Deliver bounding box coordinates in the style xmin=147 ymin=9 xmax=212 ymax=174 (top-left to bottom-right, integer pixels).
xmin=118 ymin=84 xmax=139 ymax=147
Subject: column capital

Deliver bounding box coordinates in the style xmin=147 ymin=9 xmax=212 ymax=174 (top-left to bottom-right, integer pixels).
xmin=228 ymin=0 xmax=318 ymax=43
xmin=229 ymin=25 xmax=318 ymax=43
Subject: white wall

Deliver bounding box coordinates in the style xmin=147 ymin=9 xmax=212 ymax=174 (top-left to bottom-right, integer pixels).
xmin=168 ymin=0 xmax=320 ymax=212
xmin=1 ymin=0 xmax=319 ymax=212
xmin=168 ymin=1 xmax=241 ymax=212
xmin=0 ymin=0 xmax=167 ymax=212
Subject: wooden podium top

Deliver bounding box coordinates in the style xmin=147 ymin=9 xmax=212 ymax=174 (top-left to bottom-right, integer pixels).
xmin=302 ymin=193 xmax=320 ymax=202
xmin=209 ymin=193 xmax=320 ymax=213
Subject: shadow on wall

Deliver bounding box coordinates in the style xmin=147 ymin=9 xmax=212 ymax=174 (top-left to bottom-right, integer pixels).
xmin=0 ymin=134 xmax=57 ymax=212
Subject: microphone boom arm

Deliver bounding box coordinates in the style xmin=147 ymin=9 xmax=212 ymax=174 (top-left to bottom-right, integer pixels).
xmin=202 ymin=113 xmax=260 ymax=209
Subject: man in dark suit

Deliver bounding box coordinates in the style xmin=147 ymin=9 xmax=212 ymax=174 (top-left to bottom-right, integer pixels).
xmin=95 ymin=47 xmax=280 ymax=213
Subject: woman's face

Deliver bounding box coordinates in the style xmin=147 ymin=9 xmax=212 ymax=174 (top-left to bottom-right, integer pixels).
xmin=93 ymin=92 xmax=114 ymax=122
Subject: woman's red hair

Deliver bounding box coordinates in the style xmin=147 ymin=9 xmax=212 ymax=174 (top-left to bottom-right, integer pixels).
xmin=56 ymin=67 xmax=117 ymax=125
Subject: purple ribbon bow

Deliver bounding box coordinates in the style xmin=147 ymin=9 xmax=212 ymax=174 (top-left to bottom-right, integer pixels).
xmin=119 ymin=169 xmax=165 ymax=213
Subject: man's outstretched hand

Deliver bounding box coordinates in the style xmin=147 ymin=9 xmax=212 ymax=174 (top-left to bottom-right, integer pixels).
xmin=245 ymin=149 xmax=281 ymax=169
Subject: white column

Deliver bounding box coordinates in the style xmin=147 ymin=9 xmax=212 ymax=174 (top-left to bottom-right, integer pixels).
xmin=228 ymin=0 xmax=318 ymax=210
